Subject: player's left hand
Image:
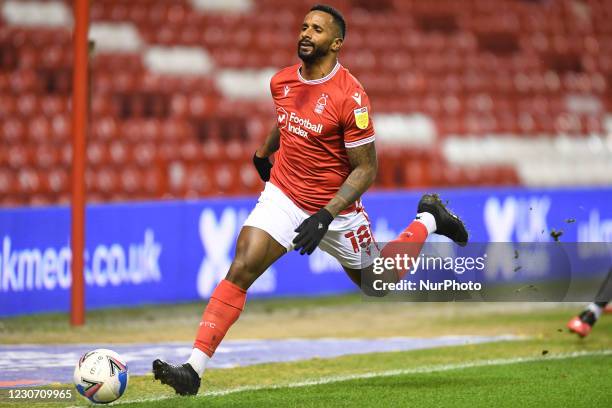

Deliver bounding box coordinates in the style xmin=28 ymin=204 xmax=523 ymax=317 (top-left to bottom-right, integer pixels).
xmin=293 ymin=208 xmax=334 ymax=255
xmin=253 ymin=153 xmax=272 ymax=181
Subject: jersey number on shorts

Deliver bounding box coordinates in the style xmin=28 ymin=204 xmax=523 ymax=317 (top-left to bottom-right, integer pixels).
xmin=344 ymin=225 xmax=375 ymax=256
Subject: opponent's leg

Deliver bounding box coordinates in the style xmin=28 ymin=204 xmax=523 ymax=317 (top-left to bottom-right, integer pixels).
xmin=567 ymin=301 xmax=609 ymax=338
xmin=567 ymin=267 xmax=612 ymax=337
xmin=153 ymin=226 xmax=286 ymax=395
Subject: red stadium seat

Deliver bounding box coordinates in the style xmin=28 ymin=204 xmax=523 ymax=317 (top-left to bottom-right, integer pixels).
xmin=403 ymin=159 xmax=430 ymax=189
xmin=7 ymin=145 xmax=31 ymax=169
xmin=0 ymin=168 xmax=18 ymax=196
xmin=120 ymin=167 xmax=145 ymax=196
xmin=108 ymin=140 xmax=132 ymax=165
xmin=167 ymin=161 xmax=187 ymax=195
xmin=2 ymin=118 xmax=26 ymax=144
xmin=238 ymin=162 xmax=261 ymax=194
xmin=28 ymin=115 xmax=51 ymax=143
xmin=17 ymin=167 xmax=41 ymax=194
xmin=179 ymin=140 xmax=203 ymax=163
xmin=211 ymin=162 xmax=238 ymax=195
xmin=87 ymin=142 xmax=109 ymax=167
xmin=46 ymin=168 xmax=69 ymax=194
xmin=134 ymin=143 xmax=157 ymax=167
xmin=185 ymin=164 xmax=213 ymax=197
xmin=93 ymin=166 xmax=120 ymax=195
xmin=34 ymin=144 xmax=60 ymax=169
xmin=6 ymin=0 xmax=611 ymax=204
xmin=144 ymin=166 xmax=166 ymax=196
xmin=16 ymin=93 xmax=40 ymax=117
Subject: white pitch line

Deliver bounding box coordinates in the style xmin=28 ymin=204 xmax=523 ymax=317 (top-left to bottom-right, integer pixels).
xmin=108 ymin=349 xmax=612 ymax=406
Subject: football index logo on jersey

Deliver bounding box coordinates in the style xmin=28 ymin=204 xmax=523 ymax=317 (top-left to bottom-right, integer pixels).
xmin=287 ymin=112 xmax=323 ymax=138
xmin=277 ymin=106 xmax=323 ymax=139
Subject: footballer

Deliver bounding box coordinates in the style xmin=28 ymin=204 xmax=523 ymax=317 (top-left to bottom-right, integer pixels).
xmin=152 ymin=4 xmax=468 ymax=394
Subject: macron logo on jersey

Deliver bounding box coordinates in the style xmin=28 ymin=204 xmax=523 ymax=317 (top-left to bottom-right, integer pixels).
xmin=352 ymin=92 xmax=362 ymax=106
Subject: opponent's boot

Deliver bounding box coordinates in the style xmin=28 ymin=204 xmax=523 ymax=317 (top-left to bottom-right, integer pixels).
xmin=567 ymin=310 xmax=597 ymax=338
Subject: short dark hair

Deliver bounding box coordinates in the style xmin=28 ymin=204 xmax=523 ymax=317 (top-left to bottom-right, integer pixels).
xmin=310 ymin=4 xmax=346 ymax=39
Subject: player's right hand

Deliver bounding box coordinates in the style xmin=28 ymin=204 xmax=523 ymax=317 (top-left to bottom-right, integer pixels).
xmin=293 ymin=208 xmax=334 ymax=255
xmin=253 ymin=153 xmax=272 ymax=181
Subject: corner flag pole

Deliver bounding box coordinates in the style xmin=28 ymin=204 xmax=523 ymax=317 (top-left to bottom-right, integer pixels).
xmin=70 ymin=0 xmax=89 ymax=326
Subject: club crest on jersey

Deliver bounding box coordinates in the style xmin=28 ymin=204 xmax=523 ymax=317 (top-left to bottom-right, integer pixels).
xmin=314 ymin=93 xmax=328 ymax=114
xmin=354 ymin=107 xmax=369 ymax=129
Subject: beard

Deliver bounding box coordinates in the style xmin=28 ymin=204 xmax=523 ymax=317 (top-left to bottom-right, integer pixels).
xmin=297 ymin=40 xmax=328 ymax=63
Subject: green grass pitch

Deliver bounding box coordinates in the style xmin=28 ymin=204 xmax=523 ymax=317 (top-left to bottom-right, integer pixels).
xmin=2 ymin=296 xmax=611 ymax=408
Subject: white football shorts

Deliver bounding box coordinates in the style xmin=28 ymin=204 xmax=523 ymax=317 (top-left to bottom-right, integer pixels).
xmin=243 ymin=182 xmax=379 ymax=269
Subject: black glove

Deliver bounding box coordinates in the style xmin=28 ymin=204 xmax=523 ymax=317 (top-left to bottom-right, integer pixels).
xmin=293 ymin=208 xmax=334 ymax=255
xmin=253 ymin=153 xmax=272 ymax=181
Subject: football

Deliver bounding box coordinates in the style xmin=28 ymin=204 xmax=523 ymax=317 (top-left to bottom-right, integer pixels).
xmin=73 ymin=349 xmax=129 ymax=404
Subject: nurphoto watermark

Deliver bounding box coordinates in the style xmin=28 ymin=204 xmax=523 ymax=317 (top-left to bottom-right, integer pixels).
xmin=359 ymin=242 xmax=612 ymax=302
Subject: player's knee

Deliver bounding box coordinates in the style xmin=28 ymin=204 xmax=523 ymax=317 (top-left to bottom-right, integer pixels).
xmin=359 ymin=285 xmax=389 ymax=298
xmin=352 ymin=268 xmax=390 ymax=298
xmin=226 ymin=257 xmax=258 ymax=288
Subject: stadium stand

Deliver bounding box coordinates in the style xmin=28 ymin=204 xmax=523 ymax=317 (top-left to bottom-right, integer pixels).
xmin=1 ymin=0 xmax=611 ymax=206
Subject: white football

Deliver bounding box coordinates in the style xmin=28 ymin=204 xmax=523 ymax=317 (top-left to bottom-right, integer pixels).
xmin=73 ymin=348 xmax=129 ymax=404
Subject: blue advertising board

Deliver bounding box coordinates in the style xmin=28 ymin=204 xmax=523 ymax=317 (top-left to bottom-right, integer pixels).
xmin=0 ymin=186 xmax=611 ymax=317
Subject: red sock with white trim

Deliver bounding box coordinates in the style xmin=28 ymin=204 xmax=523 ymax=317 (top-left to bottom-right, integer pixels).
xmin=187 ymin=279 xmax=246 ymax=376
xmin=380 ymin=212 xmax=436 ymax=279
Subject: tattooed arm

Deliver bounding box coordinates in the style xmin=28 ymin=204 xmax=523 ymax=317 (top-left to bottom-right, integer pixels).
xmin=324 ymin=142 xmax=378 ymax=217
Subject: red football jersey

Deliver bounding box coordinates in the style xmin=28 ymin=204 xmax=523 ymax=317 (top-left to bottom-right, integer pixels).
xmin=269 ymin=62 xmax=375 ymax=214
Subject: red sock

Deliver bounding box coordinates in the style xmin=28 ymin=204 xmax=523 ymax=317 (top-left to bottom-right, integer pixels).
xmin=193 ymin=279 xmax=246 ymax=357
xmin=380 ymin=220 xmax=428 ymax=280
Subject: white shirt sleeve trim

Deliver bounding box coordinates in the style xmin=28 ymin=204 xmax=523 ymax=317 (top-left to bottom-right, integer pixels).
xmin=345 ymin=134 xmax=375 ymax=148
